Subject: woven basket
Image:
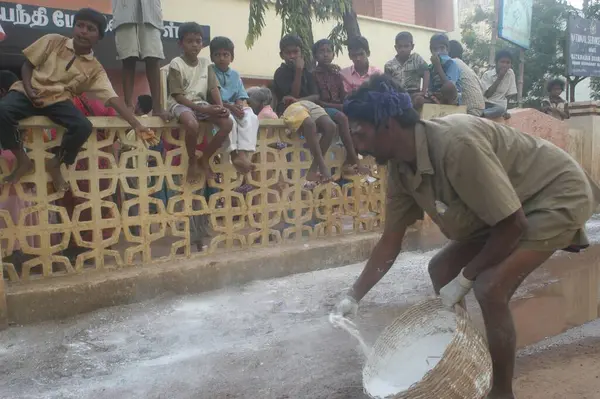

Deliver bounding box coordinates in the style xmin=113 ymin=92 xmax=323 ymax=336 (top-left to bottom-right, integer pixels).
xmin=363 ymin=298 xmax=492 ymax=399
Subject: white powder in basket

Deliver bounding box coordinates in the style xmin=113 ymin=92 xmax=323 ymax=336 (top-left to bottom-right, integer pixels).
xmin=364 ymin=332 xmax=454 ymax=398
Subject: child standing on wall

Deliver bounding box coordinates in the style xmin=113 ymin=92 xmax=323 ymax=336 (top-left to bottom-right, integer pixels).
xmin=481 ymin=49 xmax=517 ymax=120
xmin=0 ymin=8 xmax=153 ymax=191
xmin=384 ymin=32 xmax=429 ymax=97
xmin=209 ymin=36 xmax=259 ymax=174
xmin=166 ymin=22 xmax=233 ymax=184
xmin=312 ymin=38 xmax=366 ymax=176
xmin=273 ymin=34 xmax=338 ymax=183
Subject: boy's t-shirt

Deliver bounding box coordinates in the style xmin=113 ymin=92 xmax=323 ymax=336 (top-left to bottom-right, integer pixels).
xmin=481 ymin=68 xmax=517 ymax=109
xmin=428 ymin=55 xmax=461 ymax=94
xmin=166 ymin=56 xmax=218 ymax=112
xmin=313 ymin=64 xmax=345 ymax=104
xmin=10 ymin=34 xmax=117 ymax=107
xmin=210 ymin=66 xmax=249 ymax=104
xmin=273 ymin=63 xmax=318 ymax=115
xmin=384 ymin=53 xmax=428 ymax=93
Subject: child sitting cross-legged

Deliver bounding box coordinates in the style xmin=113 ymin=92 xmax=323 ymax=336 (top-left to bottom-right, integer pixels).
xmin=209 ymin=36 xmax=259 ymax=174
xmin=167 ymin=22 xmax=233 ymax=184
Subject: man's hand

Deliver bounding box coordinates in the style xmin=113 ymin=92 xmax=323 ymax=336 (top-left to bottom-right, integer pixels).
xmin=226 ymin=103 xmax=245 ymax=119
xmin=430 ymin=54 xmax=441 ymax=67
xmin=25 ymin=87 xmax=43 ymax=107
xmin=135 ymin=126 xmax=160 ymax=147
xmin=294 ymin=57 xmax=305 ymax=71
xmin=439 ymin=269 xmax=474 ymax=308
xmin=204 ymin=105 xmax=230 ymax=118
xmin=334 ymin=294 xmax=358 ymax=318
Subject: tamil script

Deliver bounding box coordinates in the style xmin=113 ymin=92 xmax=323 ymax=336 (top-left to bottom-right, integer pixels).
xmin=0 ymin=2 xmax=182 ymax=39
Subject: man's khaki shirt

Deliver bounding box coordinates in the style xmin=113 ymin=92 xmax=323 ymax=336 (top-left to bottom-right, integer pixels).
xmin=386 ymin=114 xmax=597 ymax=250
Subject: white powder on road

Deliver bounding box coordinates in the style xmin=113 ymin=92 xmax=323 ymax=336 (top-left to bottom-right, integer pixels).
xmin=329 ymin=314 xmax=371 ymax=358
xmin=364 ymin=333 xmax=453 ymax=398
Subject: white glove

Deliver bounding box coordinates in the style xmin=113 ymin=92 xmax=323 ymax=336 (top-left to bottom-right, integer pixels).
xmin=439 ymin=269 xmax=474 ymax=308
xmin=335 ymin=294 xmax=358 ymax=318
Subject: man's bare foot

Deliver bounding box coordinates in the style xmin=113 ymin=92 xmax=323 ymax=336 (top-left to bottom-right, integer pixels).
xmin=231 ymin=152 xmax=254 ymax=174
xmin=306 ymin=170 xmax=332 ymax=183
xmin=198 ymin=157 xmax=215 ymax=180
xmin=186 ymin=162 xmax=203 ymax=184
xmin=503 ymin=112 xmax=511 ymax=120
xmin=45 ymin=158 xmax=70 ymax=192
xmin=3 ymin=157 xmax=34 ymax=184
xmin=341 ymin=163 xmax=358 ymax=177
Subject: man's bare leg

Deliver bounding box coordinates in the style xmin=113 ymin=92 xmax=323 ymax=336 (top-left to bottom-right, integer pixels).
xmin=3 ymin=148 xmax=34 ymax=184
xmin=197 ymin=116 xmax=233 ymax=180
xmin=474 ymin=249 xmax=554 ymax=399
xmin=145 ymin=57 xmax=169 ymax=121
xmin=45 ymin=157 xmax=69 ymax=192
xmin=305 ymin=116 xmax=335 ymax=182
xmin=121 ymin=57 xmax=138 ymax=109
xmin=179 ymin=112 xmax=202 ymax=184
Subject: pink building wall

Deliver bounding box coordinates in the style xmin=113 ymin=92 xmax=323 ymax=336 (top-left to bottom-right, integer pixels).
xmin=353 ymin=0 xmax=454 ymax=31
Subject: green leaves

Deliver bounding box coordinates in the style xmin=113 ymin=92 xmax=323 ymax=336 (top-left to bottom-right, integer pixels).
xmin=246 ymin=0 xmax=358 ymax=64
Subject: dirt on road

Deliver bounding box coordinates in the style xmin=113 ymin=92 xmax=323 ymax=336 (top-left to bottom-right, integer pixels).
xmin=0 ymin=248 xmax=599 ymax=399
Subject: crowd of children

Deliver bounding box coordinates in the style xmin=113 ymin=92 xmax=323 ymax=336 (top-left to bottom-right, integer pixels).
xmin=0 ymin=6 xmax=570 ymax=262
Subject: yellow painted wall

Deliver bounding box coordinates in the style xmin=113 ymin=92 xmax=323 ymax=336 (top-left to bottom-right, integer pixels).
xmin=162 ymin=0 xmax=448 ymax=80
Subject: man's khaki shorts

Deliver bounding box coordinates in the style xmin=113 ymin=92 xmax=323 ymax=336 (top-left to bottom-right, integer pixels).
xmin=115 ymin=23 xmax=164 ymax=60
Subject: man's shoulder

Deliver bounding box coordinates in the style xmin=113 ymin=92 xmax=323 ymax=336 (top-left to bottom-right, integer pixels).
xmin=385 ymin=57 xmax=398 ymax=68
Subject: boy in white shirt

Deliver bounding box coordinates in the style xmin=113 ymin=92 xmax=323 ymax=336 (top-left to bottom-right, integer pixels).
xmin=167 ymin=22 xmax=233 ymax=184
xmin=481 ymin=49 xmax=517 ymax=119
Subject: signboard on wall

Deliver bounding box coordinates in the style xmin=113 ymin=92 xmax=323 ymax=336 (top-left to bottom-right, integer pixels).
xmin=0 ymin=2 xmax=210 ymax=41
xmin=498 ymin=0 xmax=533 ymax=49
xmin=0 ymin=2 xmax=210 ymax=69
xmin=567 ymin=16 xmax=600 ymax=77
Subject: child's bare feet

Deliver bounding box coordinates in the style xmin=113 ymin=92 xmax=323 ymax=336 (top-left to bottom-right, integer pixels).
xmin=198 ymin=156 xmax=215 ymax=180
xmin=306 ymin=170 xmax=332 ymax=183
xmin=231 ymin=151 xmax=254 ymax=174
xmin=45 ymin=158 xmax=70 ymax=192
xmin=186 ymin=161 xmax=203 ymax=185
xmin=3 ymin=157 xmax=34 ymax=184
xmin=502 ymin=112 xmax=511 ymax=120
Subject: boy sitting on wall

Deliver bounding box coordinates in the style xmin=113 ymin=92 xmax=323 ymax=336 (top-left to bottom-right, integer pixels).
xmin=0 ymin=8 xmax=152 ymax=192
xmin=210 ymin=36 xmax=259 ymax=174
xmin=312 ymin=38 xmax=366 ymax=176
xmin=340 ymin=36 xmax=382 ymax=94
xmin=166 ymin=22 xmax=233 ymax=184
xmin=421 ymin=33 xmax=461 ymax=108
xmin=273 ymin=34 xmax=337 ymax=183
xmin=481 ymin=49 xmax=517 ymax=120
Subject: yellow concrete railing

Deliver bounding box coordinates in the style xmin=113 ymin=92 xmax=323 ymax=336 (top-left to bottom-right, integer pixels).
xmin=0 ymin=117 xmax=388 ymax=283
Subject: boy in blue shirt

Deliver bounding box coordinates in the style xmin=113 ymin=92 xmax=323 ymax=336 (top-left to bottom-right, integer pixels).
xmin=210 ymin=36 xmax=259 ymax=174
xmin=426 ymin=33 xmax=461 ymax=105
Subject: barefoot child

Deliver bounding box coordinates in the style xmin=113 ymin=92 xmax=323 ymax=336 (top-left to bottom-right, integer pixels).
xmin=312 ymin=38 xmax=367 ymax=176
xmin=209 ymin=36 xmax=259 ymax=174
xmin=166 ymin=22 xmax=233 ymax=184
xmin=273 ymin=34 xmax=337 ymax=183
xmin=0 ymin=8 xmax=151 ymax=192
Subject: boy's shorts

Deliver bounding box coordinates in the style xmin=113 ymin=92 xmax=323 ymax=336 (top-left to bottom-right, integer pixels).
xmin=171 ymin=102 xmax=211 ymax=121
xmin=325 ymin=107 xmax=340 ymax=119
xmin=282 ymin=100 xmax=328 ymax=132
xmin=115 ymin=23 xmax=164 ymax=60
